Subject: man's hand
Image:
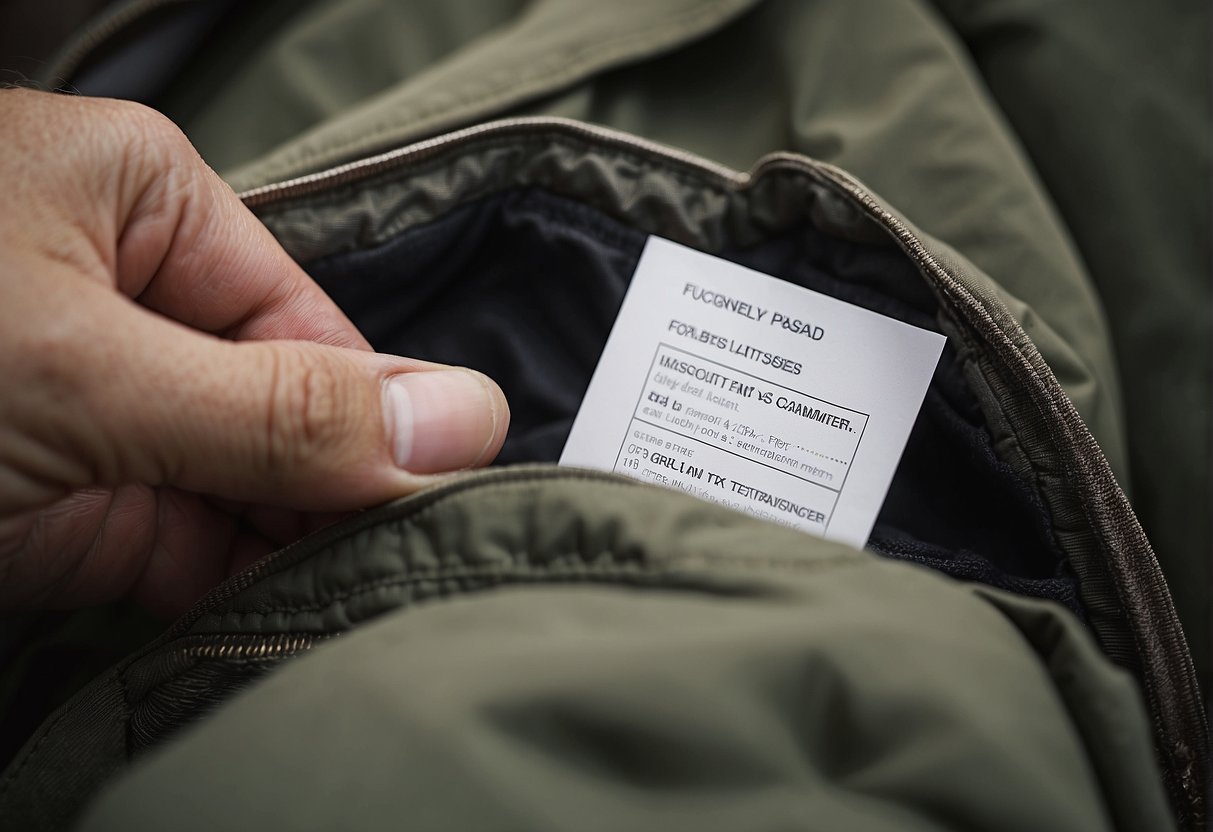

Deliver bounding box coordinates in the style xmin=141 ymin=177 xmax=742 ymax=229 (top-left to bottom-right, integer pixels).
xmin=0 ymin=90 xmax=509 ymax=615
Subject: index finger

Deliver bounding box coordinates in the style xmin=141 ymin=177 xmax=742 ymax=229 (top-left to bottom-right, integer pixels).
xmin=115 ymin=117 xmax=371 ymax=351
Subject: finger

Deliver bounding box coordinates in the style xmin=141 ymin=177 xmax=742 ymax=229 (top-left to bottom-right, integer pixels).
xmin=104 ymin=100 xmax=371 ymax=351
xmin=132 ymin=173 xmax=371 ymax=350
xmin=0 ymin=486 xmax=161 ymax=611
xmin=35 ymin=291 xmax=509 ymax=511
xmin=132 ymin=486 xmax=277 ymax=617
xmin=0 ymin=90 xmax=368 ymax=352
xmin=203 ymin=497 xmax=349 ymax=548
xmin=0 ymin=485 xmax=276 ymax=615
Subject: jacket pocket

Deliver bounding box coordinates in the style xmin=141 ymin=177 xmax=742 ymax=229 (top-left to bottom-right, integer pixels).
xmin=1 ymin=119 xmax=1204 ymax=829
xmin=241 ymin=119 xmax=1204 ymax=822
xmin=0 ymin=468 xmax=1179 ymax=832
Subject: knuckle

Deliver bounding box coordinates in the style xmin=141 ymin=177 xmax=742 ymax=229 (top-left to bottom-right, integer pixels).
xmin=116 ymin=100 xmax=188 ymax=149
xmin=262 ymin=347 xmax=357 ymax=474
xmin=107 ymin=101 xmax=200 ymax=197
xmin=80 ymin=98 xmax=187 ymax=175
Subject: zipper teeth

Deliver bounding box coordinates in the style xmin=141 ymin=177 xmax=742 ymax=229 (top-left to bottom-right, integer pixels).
xmin=238 ymin=117 xmax=749 ymax=207
xmin=42 ymin=0 xmax=190 ymax=86
xmin=178 ymin=633 xmax=317 ymax=661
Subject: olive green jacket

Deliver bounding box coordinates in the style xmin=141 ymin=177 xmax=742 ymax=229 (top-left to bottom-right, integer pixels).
xmin=2 ymin=0 xmax=1207 ymax=829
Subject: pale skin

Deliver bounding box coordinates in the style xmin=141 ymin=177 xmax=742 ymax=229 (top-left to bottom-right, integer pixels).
xmin=0 ymin=90 xmax=510 ymax=617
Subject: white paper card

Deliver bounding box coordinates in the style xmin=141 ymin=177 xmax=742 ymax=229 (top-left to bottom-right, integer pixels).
xmin=559 ymin=236 xmax=945 ymax=548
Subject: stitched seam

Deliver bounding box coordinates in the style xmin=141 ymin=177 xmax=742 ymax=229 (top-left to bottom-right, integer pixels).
xmin=271 ymin=130 xmax=737 ymax=244
xmin=124 ymin=554 xmax=864 ymax=725
xmin=205 ymin=473 xmax=807 ymax=600
xmin=198 ymin=552 xmax=862 ymax=623
xmin=193 ymin=470 xmax=642 ymax=602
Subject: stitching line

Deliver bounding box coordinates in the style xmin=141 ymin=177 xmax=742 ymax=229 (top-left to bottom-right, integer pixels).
xmin=198 ymin=551 xmax=862 ymax=622
xmin=269 ymin=130 xmax=737 ymax=240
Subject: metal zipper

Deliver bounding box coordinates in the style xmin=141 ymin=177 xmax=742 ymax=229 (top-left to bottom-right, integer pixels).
xmin=229 ymin=120 xmax=1204 ymax=822
xmin=238 ymin=116 xmax=748 ymax=206
xmin=40 ymin=0 xmax=197 ymax=87
xmin=174 ymin=632 xmax=318 ymax=661
xmin=121 ymin=470 xmax=641 ymax=742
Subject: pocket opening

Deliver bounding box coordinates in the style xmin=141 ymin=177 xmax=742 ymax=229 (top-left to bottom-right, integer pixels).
xmin=307 ymin=186 xmax=1077 ymax=611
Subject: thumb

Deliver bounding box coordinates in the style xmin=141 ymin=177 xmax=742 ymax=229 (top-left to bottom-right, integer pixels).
xmin=37 ymin=298 xmax=509 ymax=511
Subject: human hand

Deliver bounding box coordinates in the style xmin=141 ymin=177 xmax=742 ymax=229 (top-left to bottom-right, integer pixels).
xmin=0 ymin=90 xmax=509 ymax=616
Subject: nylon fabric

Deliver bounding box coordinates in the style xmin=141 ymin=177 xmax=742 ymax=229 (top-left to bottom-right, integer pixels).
xmin=63 ymin=473 xmax=1174 ymax=832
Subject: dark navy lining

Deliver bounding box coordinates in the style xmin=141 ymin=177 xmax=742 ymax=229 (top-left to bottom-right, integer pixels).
xmin=307 ymin=187 xmax=1079 ymax=613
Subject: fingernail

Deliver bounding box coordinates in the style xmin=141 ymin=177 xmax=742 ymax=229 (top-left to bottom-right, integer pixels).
xmin=382 ymin=369 xmax=505 ymax=473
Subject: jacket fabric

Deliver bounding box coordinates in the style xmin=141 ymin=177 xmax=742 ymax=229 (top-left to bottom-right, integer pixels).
xmin=1 ymin=0 xmax=1208 ymax=829
xmin=93 ymin=0 xmax=1211 ymax=674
